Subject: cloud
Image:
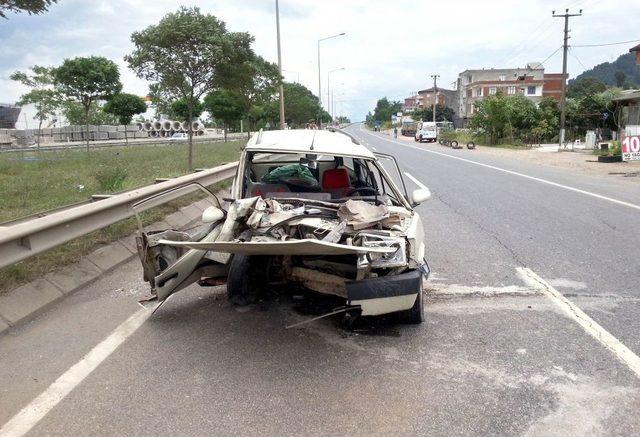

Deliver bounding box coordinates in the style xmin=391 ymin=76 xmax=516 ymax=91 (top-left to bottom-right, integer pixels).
xmin=1 ymin=0 xmax=639 ymax=122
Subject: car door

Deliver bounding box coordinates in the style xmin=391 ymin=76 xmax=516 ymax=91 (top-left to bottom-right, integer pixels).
xmin=132 ymin=183 xmax=229 ymax=302
xmin=373 ymin=152 xmax=410 ymax=204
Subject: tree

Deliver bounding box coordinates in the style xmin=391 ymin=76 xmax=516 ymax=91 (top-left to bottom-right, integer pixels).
xmin=10 ymin=65 xmax=59 ymax=150
xmin=247 ymin=104 xmax=266 ymax=133
xmin=371 ymin=97 xmax=402 ymax=124
xmin=468 ymin=93 xmax=510 ymax=144
xmin=262 ymin=81 xmax=326 ymax=128
xmin=614 ymin=70 xmax=627 ymax=88
xmin=103 ymin=93 xmax=147 ymax=144
xmin=567 ymin=77 xmax=606 ymax=99
xmin=126 ymin=6 xmax=254 ymax=170
xmin=61 ymin=101 xmax=118 ymax=126
xmin=505 ymin=95 xmax=539 ymax=140
xmin=0 ymin=0 xmax=58 ymax=18
xmin=413 ymin=104 xmax=455 ymax=122
xmin=53 ymin=56 xmax=122 ymax=152
xmin=170 ymin=98 xmax=204 ymax=122
xmin=216 ymin=55 xmax=280 ymax=124
xmin=204 ymin=90 xmax=244 ymax=142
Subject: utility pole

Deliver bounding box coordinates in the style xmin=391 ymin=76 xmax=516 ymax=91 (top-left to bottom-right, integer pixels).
xmin=430 ymin=74 xmax=440 ymax=123
xmin=275 ymin=0 xmax=285 ymax=129
xmin=553 ymin=8 xmax=582 ymax=148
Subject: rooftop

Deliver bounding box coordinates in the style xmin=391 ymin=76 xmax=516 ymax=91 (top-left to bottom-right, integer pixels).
xmin=612 ymin=89 xmax=640 ymax=102
xmin=245 ymin=129 xmax=375 ymax=159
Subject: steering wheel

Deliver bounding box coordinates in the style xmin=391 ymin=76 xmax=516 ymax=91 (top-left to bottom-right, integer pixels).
xmin=280 ymin=177 xmax=321 ymax=192
xmin=346 ymin=186 xmax=378 ymax=196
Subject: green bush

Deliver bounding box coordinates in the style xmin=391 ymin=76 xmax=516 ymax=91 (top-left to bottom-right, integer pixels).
xmin=95 ymin=166 xmax=128 ymax=191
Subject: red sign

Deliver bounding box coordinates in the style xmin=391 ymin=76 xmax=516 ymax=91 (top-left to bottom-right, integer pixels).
xmin=622 ymin=135 xmax=640 ymax=161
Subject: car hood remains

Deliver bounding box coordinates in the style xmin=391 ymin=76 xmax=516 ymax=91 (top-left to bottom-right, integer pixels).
xmin=159 ymin=196 xmax=413 ymax=257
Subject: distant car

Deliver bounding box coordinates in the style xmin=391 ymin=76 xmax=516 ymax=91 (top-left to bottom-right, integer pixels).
xmin=401 ymin=120 xmax=417 ymax=137
xmin=169 ymin=132 xmax=188 ymax=141
xmin=415 ymin=121 xmax=437 ymax=143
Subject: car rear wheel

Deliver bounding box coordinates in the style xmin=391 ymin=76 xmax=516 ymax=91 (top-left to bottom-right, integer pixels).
xmin=227 ymin=254 xmax=269 ymax=306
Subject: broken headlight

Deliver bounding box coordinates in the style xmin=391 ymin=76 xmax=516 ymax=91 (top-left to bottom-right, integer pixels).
xmin=359 ymin=233 xmax=407 ymax=268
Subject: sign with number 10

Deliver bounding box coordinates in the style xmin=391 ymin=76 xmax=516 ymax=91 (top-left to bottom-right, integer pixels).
xmin=622 ymin=135 xmax=640 ymax=161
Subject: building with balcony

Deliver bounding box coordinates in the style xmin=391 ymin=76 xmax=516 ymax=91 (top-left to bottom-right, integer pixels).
xmin=456 ymin=63 xmax=566 ymax=124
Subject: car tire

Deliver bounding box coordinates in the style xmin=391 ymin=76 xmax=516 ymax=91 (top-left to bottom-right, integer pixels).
xmin=226 ymin=254 xmax=268 ymax=306
xmin=451 ymin=140 xmax=459 ymax=149
xmin=398 ymin=288 xmax=424 ymax=324
xmin=467 ymin=142 xmax=476 ymax=149
xmin=419 ymin=135 xmax=423 ymax=143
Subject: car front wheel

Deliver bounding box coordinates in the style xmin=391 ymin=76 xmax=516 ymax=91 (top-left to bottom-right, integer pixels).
xmin=398 ymin=288 xmax=424 ymax=324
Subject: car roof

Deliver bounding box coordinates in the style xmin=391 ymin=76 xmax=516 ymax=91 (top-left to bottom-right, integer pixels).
xmin=245 ymin=129 xmax=375 ymax=160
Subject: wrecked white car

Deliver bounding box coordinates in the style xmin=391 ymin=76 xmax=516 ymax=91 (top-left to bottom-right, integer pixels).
xmin=133 ymin=129 xmax=431 ymax=324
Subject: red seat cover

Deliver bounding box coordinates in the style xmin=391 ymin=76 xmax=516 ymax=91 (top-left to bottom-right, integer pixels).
xmin=322 ymin=168 xmax=350 ymax=190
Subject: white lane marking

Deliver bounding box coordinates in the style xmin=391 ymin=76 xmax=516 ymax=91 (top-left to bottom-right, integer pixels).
xmin=404 ymin=172 xmax=428 ymax=190
xmin=359 ymin=127 xmax=640 ymax=213
xmin=0 ymin=306 xmax=156 ymax=437
xmin=429 ymin=283 xmax=537 ymax=297
xmin=517 ymin=267 xmax=640 ymax=379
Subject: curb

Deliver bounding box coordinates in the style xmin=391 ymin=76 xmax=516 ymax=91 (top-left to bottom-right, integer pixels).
xmin=0 ymin=198 xmax=212 ymax=335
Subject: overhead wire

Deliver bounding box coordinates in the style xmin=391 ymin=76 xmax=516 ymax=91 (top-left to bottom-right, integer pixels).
xmin=540 ymin=46 xmax=563 ymax=67
xmin=572 ymin=38 xmax=640 ymax=48
xmin=568 ymin=48 xmax=588 ymax=70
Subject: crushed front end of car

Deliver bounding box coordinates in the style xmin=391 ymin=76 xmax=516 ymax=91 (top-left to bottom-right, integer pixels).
xmin=144 ymin=195 xmax=428 ymax=323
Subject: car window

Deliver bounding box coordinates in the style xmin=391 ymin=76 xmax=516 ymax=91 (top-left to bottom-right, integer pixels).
xmin=374 ymin=154 xmax=408 ymax=200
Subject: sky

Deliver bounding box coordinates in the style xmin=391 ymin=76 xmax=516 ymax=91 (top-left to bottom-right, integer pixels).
xmin=1 ymin=0 xmax=639 ymax=126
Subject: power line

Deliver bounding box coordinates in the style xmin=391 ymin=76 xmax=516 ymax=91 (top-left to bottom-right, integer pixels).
xmin=572 ymin=38 xmax=640 ymax=48
xmin=497 ymin=19 xmax=554 ymax=66
xmin=503 ymin=21 xmax=557 ymax=67
xmin=568 ymin=48 xmax=587 ymax=70
xmin=540 ymin=46 xmax=563 ymax=66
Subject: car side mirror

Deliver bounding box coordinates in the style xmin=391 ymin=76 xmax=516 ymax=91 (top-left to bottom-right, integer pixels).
xmin=202 ymin=206 xmax=224 ymax=223
xmin=411 ymin=188 xmax=431 ymax=205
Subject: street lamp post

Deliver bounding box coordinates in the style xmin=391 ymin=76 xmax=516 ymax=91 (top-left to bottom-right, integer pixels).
xmin=328 ymin=67 xmax=345 ymax=124
xmin=332 ymin=85 xmax=344 ymax=122
xmin=317 ymin=32 xmax=345 ymax=128
xmin=275 ymin=0 xmax=285 ymax=129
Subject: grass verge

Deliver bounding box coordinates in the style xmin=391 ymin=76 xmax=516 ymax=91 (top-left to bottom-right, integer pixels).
xmin=0 ymin=140 xmax=243 ymax=223
xmin=0 ymin=140 xmax=242 ymax=295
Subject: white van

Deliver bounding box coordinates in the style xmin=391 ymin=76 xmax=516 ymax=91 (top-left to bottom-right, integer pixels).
xmin=414 ymin=121 xmax=437 ymax=143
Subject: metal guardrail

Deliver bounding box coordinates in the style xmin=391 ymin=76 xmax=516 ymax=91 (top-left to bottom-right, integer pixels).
xmin=0 ymin=162 xmax=239 ymax=269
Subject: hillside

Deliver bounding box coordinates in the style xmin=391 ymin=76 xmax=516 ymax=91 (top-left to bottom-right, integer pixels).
xmin=571 ymin=52 xmax=640 ymax=87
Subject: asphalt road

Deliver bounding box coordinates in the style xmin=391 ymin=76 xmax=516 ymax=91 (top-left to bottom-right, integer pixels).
xmin=1 ymin=124 xmax=639 ymax=436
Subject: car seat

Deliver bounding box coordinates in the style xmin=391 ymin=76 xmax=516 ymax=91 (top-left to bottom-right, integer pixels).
xmin=321 ymin=168 xmax=351 ymax=198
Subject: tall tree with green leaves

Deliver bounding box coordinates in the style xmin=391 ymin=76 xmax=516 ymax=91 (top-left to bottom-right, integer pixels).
xmin=125 ymin=6 xmax=254 ymax=170
xmin=60 ymin=101 xmax=118 ymax=126
xmin=0 ymin=0 xmax=58 ymax=18
xmin=10 ymin=65 xmax=59 ymax=149
xmin=53 ymin=56 xmax=122 ymax=151
xmin=104 ymin=93 xmax=147 ymax=144
xmin=169 ymin=98 xmax=204 ymax=123
xmin=372 ymin=97 xmax=402 ymax=124
xmin=262 ymin=81 xmax=327 ymax=128
xmin=567 ymin=77 xmax=607 ymax=99
xmin=412 ymin=104 xmax=455 ymax=123
xmin=204 ymin=90 xmax=244 ymax=142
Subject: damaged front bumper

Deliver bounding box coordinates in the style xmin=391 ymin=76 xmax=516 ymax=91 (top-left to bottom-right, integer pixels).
xmin=346 ymin=264 xmax=429 ymax=316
